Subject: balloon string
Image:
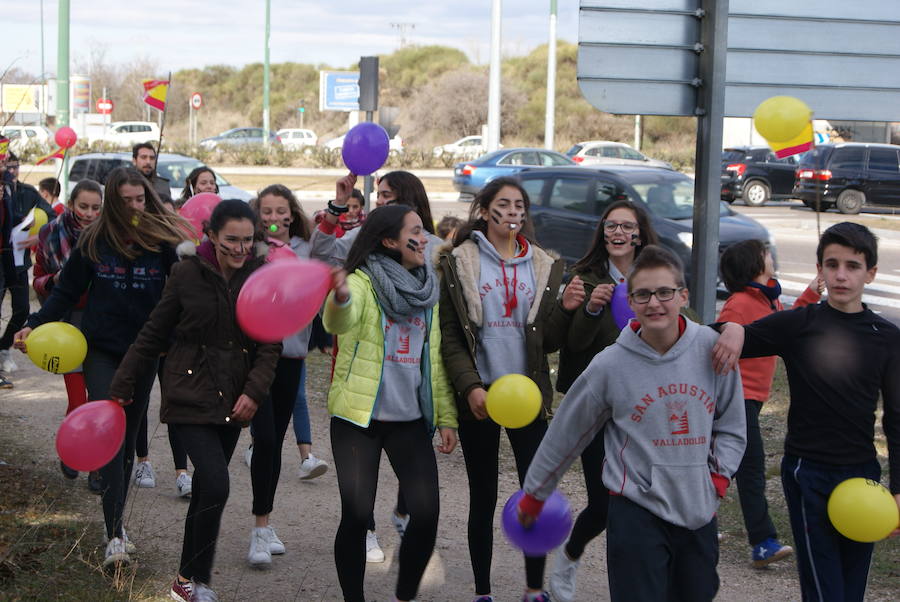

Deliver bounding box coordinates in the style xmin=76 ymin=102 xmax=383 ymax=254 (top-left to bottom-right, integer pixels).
xmin=508 ymin=227 xmax=515 ymax=258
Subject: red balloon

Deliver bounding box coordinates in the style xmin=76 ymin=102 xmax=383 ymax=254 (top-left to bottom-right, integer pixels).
xmin=237 ymin=259 xmax=332 ymax=342
xmin=179 ymin=193 xmax=221 ymax=239
xmin=54 ymin=126 xmax=78 ymax=149
xmin=56 ymin=400 xmax=126 ymax=471
xmin=265 ymin=239 xmax=298 ymax=263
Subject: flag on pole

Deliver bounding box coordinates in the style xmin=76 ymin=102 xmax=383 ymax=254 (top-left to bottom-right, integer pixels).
xmin=0 ymin=137 xmax=9 ymax=161
xmin=142 ymin=79 xmax=170 ymax=111
xmin=770 ymin=121 xmax=814 ymax=159
xmin=35 ymin=147 xmax=66 ymax=165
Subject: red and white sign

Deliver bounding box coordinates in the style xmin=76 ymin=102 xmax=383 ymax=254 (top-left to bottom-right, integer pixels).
xmin=96 ymin=98 xmax=114 ymax=115
xmin=191 ymin=92 xmax=203 ymax=110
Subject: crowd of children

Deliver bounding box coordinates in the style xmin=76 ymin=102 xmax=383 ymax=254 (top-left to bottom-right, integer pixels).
xmin=1 ymin=142 xmax=897 ymax=602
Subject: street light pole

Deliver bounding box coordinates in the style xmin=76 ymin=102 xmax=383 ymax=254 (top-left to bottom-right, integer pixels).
xmin=57 ymin=0 xmax=70 ymax=204
xmin=262 ymin=0 xmax=271 ymax=148
xmin=544 ymin=0 xmax=557 ymax=150
xmin=486 ymin=0 xmax=502 ymax=152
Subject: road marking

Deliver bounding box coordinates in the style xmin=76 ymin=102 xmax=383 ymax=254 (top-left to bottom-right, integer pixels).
xmin=779 ymin=278 xmax=900 ymax=310
xmin=781 ymin=272 xmax=900 ymax=295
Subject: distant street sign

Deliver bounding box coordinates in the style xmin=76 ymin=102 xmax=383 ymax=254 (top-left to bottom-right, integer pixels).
xmin=191 ymin=92 xmax=203 ymax=110
xmin=96 ymin=98 xmax=113 ymax=114
xmin=319 ymin=71 xmax=360 ymax=112
xmin=578 ymin=0 xmax=900 ymax=121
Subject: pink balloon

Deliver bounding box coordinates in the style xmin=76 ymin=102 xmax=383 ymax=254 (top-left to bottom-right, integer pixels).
xmin=54 ymin=126 xmax=78 ymax=149
xmin=56 ymin=400 xmax=126 ymax=471
xmin=179 ymin=193 xmax=221 ymax=239
xmin=237 ymin=259 xmax=332 ymax=342
xmin=265 ymin=239 xmax=298 ymax=263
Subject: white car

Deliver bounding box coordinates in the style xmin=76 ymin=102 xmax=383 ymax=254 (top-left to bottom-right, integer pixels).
xmin=433 ymin=135 xmax=486 ymax=159
xmin=566 ymin=141 xmax=674 ymax=170
xmin=98 ymin=121 xmax=160 ymax=147
xmin=1 ymin=125 xmax=52 ymax=154
xmin=324 ymin=133 xmax=403 ymax=152
xmin=276 ymin=128 xmax=318 ymax=150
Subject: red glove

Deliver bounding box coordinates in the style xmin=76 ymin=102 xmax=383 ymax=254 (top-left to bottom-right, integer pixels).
xmin=711 ymin=473 xmax=730 ymax=498
xmin=517 ymin=492 xmax=546 ymax=525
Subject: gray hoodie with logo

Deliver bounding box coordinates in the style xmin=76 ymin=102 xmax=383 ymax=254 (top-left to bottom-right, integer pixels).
xmin=524 ymin=318 xmax=746 ymax=529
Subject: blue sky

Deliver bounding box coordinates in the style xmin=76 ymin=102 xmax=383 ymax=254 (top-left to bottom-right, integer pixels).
xmin=6 ymin=1 xmax=579 ymax=77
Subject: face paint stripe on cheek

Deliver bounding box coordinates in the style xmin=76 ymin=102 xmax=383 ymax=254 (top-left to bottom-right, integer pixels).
xmin=406 ymin=238 xmax=420 ymax=252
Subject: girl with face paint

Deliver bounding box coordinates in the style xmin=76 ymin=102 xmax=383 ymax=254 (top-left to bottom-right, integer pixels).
xmin=438 ymin=177 xmax=584 ymax=602
xmin=178 ymin=166 xmax=220 ymax=208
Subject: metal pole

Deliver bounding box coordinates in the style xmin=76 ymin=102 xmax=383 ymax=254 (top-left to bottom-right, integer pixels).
xmin=486 ymin=0 xmax=502 ymax=152
xmin=57 ymin=0 xmax=70 ymax=205
xmin=188 ymin=98 xmax=193 ymax=146
xmin=544 ymin=0 xmax=557 ymax=150
xmin=262 ymin=0 xmax=271 ymax=148
xmin=690 ymin=0 xmax=729 ymax=323
xmin=40 ymin=0 xmax=45 ymax=125
xmin=634 ymin=115 xmax=643 ymax=150
xmin=363 ymin=110 xmax=374 ymax=212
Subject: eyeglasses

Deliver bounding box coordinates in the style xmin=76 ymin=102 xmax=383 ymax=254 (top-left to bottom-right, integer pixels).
xmin=602 ymin=220 xmax=638 ymax=234
xmin=629 ymin=287 xmax=684 ymax=304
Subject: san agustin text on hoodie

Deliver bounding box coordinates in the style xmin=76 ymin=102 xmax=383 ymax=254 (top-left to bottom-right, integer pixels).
xmin=524 ymin=318 xmax=747 ymax=529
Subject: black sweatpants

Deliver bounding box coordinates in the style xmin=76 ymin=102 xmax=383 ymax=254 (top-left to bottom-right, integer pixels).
xmin=250 ymin=357 xmax=302 ymax=516
xmin=607 ymin=495 xmax=719 ymax=602
xmin=0 ymin=269 xmax=30 ymax=350
xmin=135 ymin=357 xmax=189 ymax=470
xmin=781 ymin=455 xmax=880 ymax=602
xmin=457 ymin=417 xmax=548 ymax=595
xmin=82 ymin=348 xmax=157 ymax=540
xmin=565 ymin=429 xmax=610 ymax=559
xmin=734 ymin=399 xmax=777 ymax=546
xmin=331 ymin=417 xmax=440 ymax=602
xmin=170 ymin=423 xmax=241 ymax=585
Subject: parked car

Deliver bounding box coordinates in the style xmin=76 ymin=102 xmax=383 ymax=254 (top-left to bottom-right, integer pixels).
xmin=0 ymin=125 xmax=52 ymax=153
xmin=323 ymin=133 xmax=403 ymax=152
xmin=793 ymin=142 xmax=900 ymax=214
xmin=199 ymin=128 xmax=281 ymax=150
xmin=452 ymin=148 xmax=575 ymax=201
xmin=276 ymin=128 xmax=318 ymax=150
xmin=67 ymin=152 xmax=252 ymax=202
xmin=566 ymin=141 xmax=674 ymax=170
xmin=96 ymin=121 xmax=160 ymax=147
xmin=720 ymin=146 xmax=800 ymax=206
xmin=433 ymin=135 xmax=487 ymax=159
xmin=517 ymin=165 xmax=774 ymax=286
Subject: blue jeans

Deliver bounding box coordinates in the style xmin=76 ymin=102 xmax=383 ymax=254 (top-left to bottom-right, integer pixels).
xmin=291 ymin=360 xmax=310 ymax=445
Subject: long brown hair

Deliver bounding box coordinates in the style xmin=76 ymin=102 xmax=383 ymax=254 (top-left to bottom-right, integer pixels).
xmin=78 ymin=167 xmax=189 ymax=262
xmin=252 ymin=184 xmax=312 ymax=241
xmin=378 ymin=171 xmax=435 ymax=235
xmin=451 ymin=177 xmax=536 ymax=248
xmin=570 ymin=200 xmax=658 ymax=276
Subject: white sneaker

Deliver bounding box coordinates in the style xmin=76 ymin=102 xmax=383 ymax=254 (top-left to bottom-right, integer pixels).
xmin=549 ymin=546 xmax=580 ymax=602
xmin=391 ymin=511 xmax=410 ymax=538
xmin=247 ymin=527 xmax=272 ymax=567
xmin=192 ymin=581 xmax=219 ymax=602
xmin=103 ymin=536 xmax=131 ymax=567
xmin=365 ymin=530 xmax=384 ymax=563
xmin=104 ymin=528 xmax=137 ymax=554
xmin=176 ymin=473 xmax=192 ymax=498
xmin=267 ymin=525 xmax=285 ymax=555
xmin=244 ymin=445 xmax=253 ymax=469
xmin=133 ymin=461 xmax=156 ymax=488
xmin=0 ymin=349 xmax=17 ymax=373
xmin=298 ymin=454 xmax=329 ymax=480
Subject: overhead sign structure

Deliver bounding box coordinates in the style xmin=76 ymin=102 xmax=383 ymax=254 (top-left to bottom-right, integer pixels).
xmin=0 ymin=84 xmax=46 ymax=114
xmin=96 ymin=98 xmax=113 ymax=114
xmin=191 ymin=92 xmax=203 ymax=110
xmin=319 ymin=71 xmax=360 ymax=112
xmin=578 ymin=0 xmax=900 ymax=121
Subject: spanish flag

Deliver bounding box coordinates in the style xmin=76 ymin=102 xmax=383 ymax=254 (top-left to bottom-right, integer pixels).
xmin=0 ymin=136 xmax=9 ymax=160
xmin=770 ymin=121 xmax=814 ymax=159
xmin=142 ymin=79 xmax=169 ymax=111
xmin=36 ymin=147 xmax=66 ymax=165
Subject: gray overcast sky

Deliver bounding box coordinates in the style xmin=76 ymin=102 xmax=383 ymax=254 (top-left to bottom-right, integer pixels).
xmin=7 ymin=1 xmax=579 ymax=77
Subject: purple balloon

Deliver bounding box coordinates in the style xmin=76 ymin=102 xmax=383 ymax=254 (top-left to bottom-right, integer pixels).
xmin=502 ymin=489 xmax=573 ymax=557
xmin=341 ymin=122 xmax=390 ymax=175
xmin=610 ymin=282 xmax=635 ymax=330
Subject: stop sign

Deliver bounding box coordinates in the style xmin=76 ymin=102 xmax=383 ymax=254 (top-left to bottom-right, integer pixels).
xmin=96 ymin=98 xmax=114 ymax=115
xmin=191 ymin=93 xmax=203 ymax=110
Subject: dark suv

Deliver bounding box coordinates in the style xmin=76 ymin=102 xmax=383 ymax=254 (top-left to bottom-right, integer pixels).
xmin=517 ymin=165 xmax=774 ymax=285
xmin=720 ymin=146 xmax=799 ymax=206
xmin=793 ymin=143 xmax=900 ymax=214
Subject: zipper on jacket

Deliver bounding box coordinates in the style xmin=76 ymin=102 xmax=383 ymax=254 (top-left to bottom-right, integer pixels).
xmin=345 ymin=342 xmax=359 ymax=381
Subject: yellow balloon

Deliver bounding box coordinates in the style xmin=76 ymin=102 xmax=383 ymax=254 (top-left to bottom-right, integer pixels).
xmin=28 ymin=209 xmax=48 ymax=236
xmin=486 ymin=374 xmax=542 ymax=429
xmin=753 ymin=96 xmax=812 ymax=143
xmin=25 ymin=322 xmax=87 ymax=374
xmin=827 ymin=478 xmax=899 ymax=542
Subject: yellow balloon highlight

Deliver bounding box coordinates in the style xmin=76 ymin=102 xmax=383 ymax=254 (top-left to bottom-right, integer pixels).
xmin=29 ymin=209 xmax=48 ymax=236
xmin=827 ymin=478 xmax=899 ymax=542
xmin=753 ymin=96 xmax=812 ymax=143
xmin=25 ymin=322 xmax=87 ymax=374
xmin=486 ymin=374 xmax=542 ymax=429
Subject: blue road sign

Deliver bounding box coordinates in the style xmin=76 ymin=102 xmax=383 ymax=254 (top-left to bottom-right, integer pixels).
xmin=319 ymin=71 xmax=360 ymax=112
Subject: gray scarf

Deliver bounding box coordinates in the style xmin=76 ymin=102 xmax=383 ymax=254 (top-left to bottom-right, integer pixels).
xmin=360 ymin=253 xmax=439 ymax=322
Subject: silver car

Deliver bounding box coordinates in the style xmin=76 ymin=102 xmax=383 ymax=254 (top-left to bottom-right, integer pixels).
xmin=566 ymin=141 xmax=674 ymax=170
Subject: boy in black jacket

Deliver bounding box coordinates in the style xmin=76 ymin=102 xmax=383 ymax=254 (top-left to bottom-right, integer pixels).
xmin=716 ymin=222 xmax=900 ymax=601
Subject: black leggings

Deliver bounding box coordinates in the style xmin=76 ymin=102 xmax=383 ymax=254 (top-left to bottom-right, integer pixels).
xmin=250 ymin=357 xmax=302 ymax=516
xmin=331 ymin=417 xmax=440 ymax=602
xmin=82 ymin=348 xmax=157 ymax=540
xmin=565 ymin=429 xmax=610 ymax=559
xmin=0 ymin=269 xmax=30 ymax=350
xmin=170 ymin=423 xmax=241 ymax=585
xmin=457 ymin=418 xmax=548 ymax=595
xmin=135 ymin=357 xmax=189 ymax=470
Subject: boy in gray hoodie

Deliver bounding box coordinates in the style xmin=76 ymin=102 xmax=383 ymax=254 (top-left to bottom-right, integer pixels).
xmin=519 ymin=246 xmax=746 ymax=602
